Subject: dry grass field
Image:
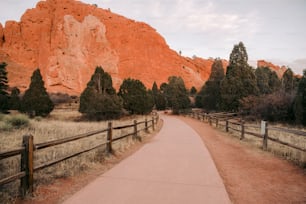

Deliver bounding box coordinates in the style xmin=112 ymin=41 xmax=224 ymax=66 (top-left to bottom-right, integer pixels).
xmin=0 ymin=109 xmax=156 ymax=203
xmin=216 ymin=120 xmax=306 ymax=166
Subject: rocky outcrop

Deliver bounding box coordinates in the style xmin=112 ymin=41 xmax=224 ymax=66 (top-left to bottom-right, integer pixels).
xmin=0 ymin=23 xmax=3 ymax=46
xmin=257 ymin=60 xmax=287 ymax=78
xmin=0 ymin=0 xmax=222 ymax=94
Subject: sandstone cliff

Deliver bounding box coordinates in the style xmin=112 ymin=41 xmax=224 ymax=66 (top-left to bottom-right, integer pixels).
xmin=257 ymin=60 xmax=287 ymax=78
xmin=0 ymin=0 xmax=218 ymax=95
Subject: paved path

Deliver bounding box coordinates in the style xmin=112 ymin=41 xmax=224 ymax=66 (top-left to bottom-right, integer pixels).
xmin=63 ymin=115 xmax=231 ymax=204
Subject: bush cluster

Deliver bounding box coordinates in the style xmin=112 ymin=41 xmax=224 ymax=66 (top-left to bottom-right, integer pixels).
xmin=0 ymin=114 xmax=30 ymax=131
xmin=195 ymin=42 xmax=306 ymax=125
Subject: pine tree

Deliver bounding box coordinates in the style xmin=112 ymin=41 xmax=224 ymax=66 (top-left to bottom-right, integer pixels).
xmin=255 ymin=67 xmax=281 ymax=94
xmin=151 ymin=81 xmax=167 ymax=110
xmin=294 ymin=70 xmax=306 ymax=125
xmin=196 ymin=58 xmax=224 ymax=110
xmin=190 ymin=86 xmax=197 ymax=96
xmin=118 ymin=78 xmax=153 ymax=114
xmin=164 ymin=76 xmax=190 ymax=114
xmin=151 ymin=81 xmax=158 ymax=108
xmin=0 ymin=62 xmax=9 ymax=112
xmin=9 ymin=87 xmax=21 ymax=110
xmin=79 ymin=66 xmax=122 ymax=120
xmin=220 ymin=42 xmax=258 ymax=111
xmin=21 ymin=69 xmax=54 ymax=117
xmin=152 ymin=81 xmax=158 ymax=96
xmin=282 ymin=68 xmax=295 ymax=92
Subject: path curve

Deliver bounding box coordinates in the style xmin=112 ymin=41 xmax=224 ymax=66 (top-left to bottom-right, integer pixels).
xmin=63 ymin=114 xmax=231 ymax=204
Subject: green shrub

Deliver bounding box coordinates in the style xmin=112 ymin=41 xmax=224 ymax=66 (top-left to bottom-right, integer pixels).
xmin=0 ymin=113 xmax=5 ymax=121
xmin=0 ymin=121 xmax=12 ymax=131
xmin=5 ymin=114 xmax=30 ymax=129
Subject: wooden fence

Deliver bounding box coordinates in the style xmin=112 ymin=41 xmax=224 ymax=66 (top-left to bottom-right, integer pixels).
xmin=0 ymin=115 xmax=159 ymax=197
xmin=189 ymin=111 xmax=306 ymax=153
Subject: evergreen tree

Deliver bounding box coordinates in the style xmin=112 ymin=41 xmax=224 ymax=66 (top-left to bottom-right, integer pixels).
xmin=118 ymin=78 xmax=153 ymax=114
xmin=79 ymin=66 xmax=122 ymax=120
xmin=151 ymin=81 xmax=158 ymax=108
xmin=0 ymin=62 xmax=9 ymax=112
xmin=155 ymin=92 xmax=167 ymax=110
xmin=164 ymin=76 xmax=190 ymax=114
xmin=268 ymin=69 xmax=282 ymax=93
xmin=151 ymin=81 xmax=166 ymax=110
xmin=190 ymin=86 xmax=197 ymax=96
xmin=21 ymin=69 xmax=54 ymax=117
xmin=294 ymin=70 xmax=306 ymax=125
xmin=196 ymin=59 xmax=224 ymax=110
xmin=220 ymin=42 xmax=258 ymax=111
xmin=282 ymin=68 xmax=295 ymax=92
xmin=152 ymin=81 xmax=158 ymax=96
xmin=160 ymin=83 xmax=168 ymax=93
xmin=9 ymin=87 xmax=21 ymax=110
xmin=255 ymin=67 xmax=281 ymax=94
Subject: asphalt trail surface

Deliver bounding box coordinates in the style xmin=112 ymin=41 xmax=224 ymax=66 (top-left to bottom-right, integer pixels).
xmin=64 ymin=114 xmax=230 ymax=204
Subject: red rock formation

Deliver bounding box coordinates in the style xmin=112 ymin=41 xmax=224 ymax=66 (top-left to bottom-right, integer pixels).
xmin=0 ymin=0 xmax=222 ymax=94
xmin=0 ymin=23 xmax=3 ymax=46
xmin=257 ymin=60 xmax=287 ymax=78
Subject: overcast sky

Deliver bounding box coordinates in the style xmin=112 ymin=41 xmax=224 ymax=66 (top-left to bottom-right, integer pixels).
xmin=0 ymin=0 xmax=305 ymax=74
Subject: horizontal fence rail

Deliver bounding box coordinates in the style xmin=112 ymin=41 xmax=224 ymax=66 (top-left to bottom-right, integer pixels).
xmin=0 ymin=115 xmax=159 ymax=198
xmin=188 ymin=111 xmax=306 ymax=153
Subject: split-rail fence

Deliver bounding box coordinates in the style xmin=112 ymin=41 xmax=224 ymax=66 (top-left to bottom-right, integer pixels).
xmin=0 ymin=115 xmax=159 ymax=197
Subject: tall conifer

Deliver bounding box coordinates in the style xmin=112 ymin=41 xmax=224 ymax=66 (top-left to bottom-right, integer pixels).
xmin=0 ymin=62 xmax=9 ymax=112
xmin=196 ymin=58 xmax=224 ymax=110
xmin=220 ymin=42 xmax=258 ymax=111
xmin=79 ymin=66 xmax=122 ymax=120
xmin=21 ymin=69 xmax=54 ymax=116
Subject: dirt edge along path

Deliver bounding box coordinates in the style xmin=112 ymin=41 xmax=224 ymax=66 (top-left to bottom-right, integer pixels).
xmin=179 ymin=116 xmax=306 ymax=204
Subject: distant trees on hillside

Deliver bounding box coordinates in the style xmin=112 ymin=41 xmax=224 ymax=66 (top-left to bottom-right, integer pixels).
xmin=194 ymin=42 xmax=304 ymax=125
xmin=1 ymin=41 xmax=305 ymax=125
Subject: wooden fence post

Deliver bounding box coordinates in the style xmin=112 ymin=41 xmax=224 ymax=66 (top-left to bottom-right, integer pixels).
xmin=106 ymin=122 xmax=113 ymax=154
xmin=20 ymin=135 xmax=34 ymax=198
xmin=216 ymin=118 xmax=219 ymax=127
xmin=263 ymin=122 xmax=268 ymax=150
xmin=202 ymin=114 xmax=205 ymax=122
xmin=240 ymin=120 xmax=245 ymax=140
xmin=209 ymin=116 xmax=212 ymax=126
xmin=226 ymin=120 xmax=229 ymax=132
xmin=133 ymin=120 xmax=137 ymax=139
xmin=133 ymin=120 xmax=141 ymax=141
xmin=145 ymin=118 xmax=148 ymax=132
xmin=152 ymin=117 xmax=155 ymax=131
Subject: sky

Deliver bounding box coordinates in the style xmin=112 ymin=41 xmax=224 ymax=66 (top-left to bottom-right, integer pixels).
xmin=0 ymin=0 xmax=305 ymax=74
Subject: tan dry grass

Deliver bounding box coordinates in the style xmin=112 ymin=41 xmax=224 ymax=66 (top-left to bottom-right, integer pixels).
xmin=215 ymin=120 xmax=306 ymax=166
xmin=0 ymin=111 xmax=156 ymax=203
